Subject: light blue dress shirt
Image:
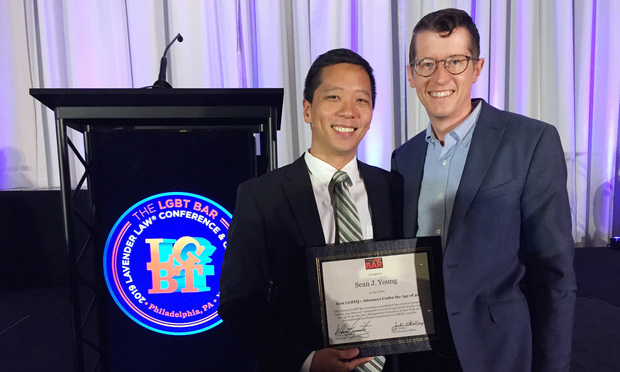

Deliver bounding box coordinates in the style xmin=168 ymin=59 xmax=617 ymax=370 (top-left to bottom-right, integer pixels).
xmin=417 ymin=101 xmax=482 ymax=250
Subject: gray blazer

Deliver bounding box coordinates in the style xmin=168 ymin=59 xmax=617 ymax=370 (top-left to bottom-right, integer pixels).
xmin=392 ymin=99 xmax=576 ymax=372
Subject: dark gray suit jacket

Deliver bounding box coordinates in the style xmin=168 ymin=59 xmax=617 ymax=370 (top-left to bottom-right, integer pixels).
xmin=391 ymin=99 xmax=576 ymax=372
xmin=219 ymin=155 xmax=403 ymax=372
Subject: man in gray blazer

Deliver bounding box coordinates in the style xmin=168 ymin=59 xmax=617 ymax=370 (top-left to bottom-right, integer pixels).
xmin=220 ymin=48 xmax=403 ymax=372
xmin=392 ymin=8 xmax=576 ymax=372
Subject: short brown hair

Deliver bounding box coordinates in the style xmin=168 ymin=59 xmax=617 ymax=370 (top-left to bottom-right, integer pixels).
xmin=409 ymin=8 xmax=481 ymax=64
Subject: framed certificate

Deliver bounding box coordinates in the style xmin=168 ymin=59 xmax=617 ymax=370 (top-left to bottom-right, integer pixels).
xmin=306 ymin=236 xmax=444 ymax=357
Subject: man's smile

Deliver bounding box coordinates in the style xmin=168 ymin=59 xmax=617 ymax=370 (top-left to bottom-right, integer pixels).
xmin=332 ymin=125 xmax=356 ymax=133
xmin=429 ymin=90 xmax=454 ymax=98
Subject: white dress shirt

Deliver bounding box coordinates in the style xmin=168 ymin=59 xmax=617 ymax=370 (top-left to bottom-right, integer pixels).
xmin=300 ymin=151 xmax=374 ymax=371
xmin=304 ymin=151 xmax=373 ymax=243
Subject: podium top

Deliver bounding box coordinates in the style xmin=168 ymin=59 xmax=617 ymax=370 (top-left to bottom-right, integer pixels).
xmin=30 ymin=88 xmax=283 ymax=109
xmin=30 ymin=88 xmax=284 ymax=131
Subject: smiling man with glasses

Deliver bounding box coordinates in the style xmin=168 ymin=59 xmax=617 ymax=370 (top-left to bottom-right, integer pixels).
xmin=392 ymin=8 xmax=576 ymax=372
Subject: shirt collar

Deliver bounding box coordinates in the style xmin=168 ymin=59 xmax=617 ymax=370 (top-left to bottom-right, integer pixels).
xmin=304 ymin=151 xmax=360 ymax=186
xmin=425 ymin=99 xmax=483 ymax=145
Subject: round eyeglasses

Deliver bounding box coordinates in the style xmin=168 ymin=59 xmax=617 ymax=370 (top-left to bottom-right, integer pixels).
xmin=410 ymin=55 xmax=480 ymax=77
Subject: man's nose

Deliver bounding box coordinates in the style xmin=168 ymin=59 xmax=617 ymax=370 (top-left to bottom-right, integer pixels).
xmin=338 ymin=99 xmax=358 ymax=117
xmin=434 ymin=62 xmax=451 ymax=81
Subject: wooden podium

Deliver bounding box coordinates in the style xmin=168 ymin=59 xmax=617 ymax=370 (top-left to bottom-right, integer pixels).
xmin=31 ymin=88 xmax=283 ymax=372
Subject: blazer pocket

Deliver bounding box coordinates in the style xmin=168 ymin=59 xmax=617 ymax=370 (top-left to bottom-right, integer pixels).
xmin=487 ymin=297 xmax=528 ymax=324
xmin=473 ymin=178 xmax=522 ymax=204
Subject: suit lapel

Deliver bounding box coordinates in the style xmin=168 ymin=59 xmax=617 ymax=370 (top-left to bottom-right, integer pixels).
xmin=396 ymin=133 xmax=427 ymax=238
xmin=282 ymin=156 xmax=326 ymax=247
xmin=447 ymin=101 xmax=507 ymax=246
xmin=407 ymin=135 xmax=427 ymax=235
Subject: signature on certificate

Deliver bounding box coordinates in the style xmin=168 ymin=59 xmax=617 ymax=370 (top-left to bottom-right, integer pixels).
xmin=391 ymin=320 xmax=424 ymax=333
xmin=334 ymin=318 xmax=371 ymax=340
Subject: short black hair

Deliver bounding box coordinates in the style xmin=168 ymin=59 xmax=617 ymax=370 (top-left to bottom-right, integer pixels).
xmin=303 ymin=48 xmax=376 ymax=108
xmin=409 ymin=8 xmax=481 ymax=64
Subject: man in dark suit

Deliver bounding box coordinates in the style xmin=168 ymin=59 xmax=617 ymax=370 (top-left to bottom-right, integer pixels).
xmin=391 ymin=8 xmax=576 ymax=372
xmin=219 ymin=48 xmax=403 ymax=372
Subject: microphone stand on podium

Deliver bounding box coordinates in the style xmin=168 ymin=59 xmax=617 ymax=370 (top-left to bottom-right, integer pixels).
xmin=151 ymin=33 xmax=183 ymax=89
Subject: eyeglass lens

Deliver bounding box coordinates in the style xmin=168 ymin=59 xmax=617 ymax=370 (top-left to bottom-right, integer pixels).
xmin=414 ymin=55 xmax=471 ymax=77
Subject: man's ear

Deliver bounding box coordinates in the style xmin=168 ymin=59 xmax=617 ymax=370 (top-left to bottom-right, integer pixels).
xmin=406 ymin=65 xmax=416 ymax=88
xmin=472 ymin=57 xmax=485 ymax=83
xmin=303 ymin=99 xmax=312 ymax=124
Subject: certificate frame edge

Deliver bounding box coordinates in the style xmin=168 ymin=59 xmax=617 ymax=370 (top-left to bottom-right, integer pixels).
xmin=306 ymin=236 xmax=445 ymax=357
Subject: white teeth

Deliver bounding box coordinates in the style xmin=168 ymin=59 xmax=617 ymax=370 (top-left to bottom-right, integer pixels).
xmin=333 ymin=125 xmax=354 ymax=133
xmin=430 ymin=91 xmax=453 ymax=98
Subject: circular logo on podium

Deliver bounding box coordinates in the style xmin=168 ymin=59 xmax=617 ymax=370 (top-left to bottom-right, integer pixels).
xmin=103 ymin=192 xmax=231 ymax=335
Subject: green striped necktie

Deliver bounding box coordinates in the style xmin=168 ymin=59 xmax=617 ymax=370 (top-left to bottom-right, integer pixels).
xmin=331 ymin=170 xmax=385 ymax=372
xmin=331 ymin=170 xmax=363 ymax=243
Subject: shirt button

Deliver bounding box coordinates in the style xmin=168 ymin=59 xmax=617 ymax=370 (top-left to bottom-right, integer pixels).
xmin=438 ymin=194 xmax=444 ymax=200
xmin=435 ymin=229 xmax=441 ymax=234
xmin=442 ymin=160 xmax=447 ymax=166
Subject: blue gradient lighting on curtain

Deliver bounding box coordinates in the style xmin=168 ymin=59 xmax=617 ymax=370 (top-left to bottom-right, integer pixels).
xmin=514 ymin=0 xmax=534 ymax=114
xmin=0 ymin=0 xmax=617 ymax=243
xmin=591 ymin=0 xmax=620 ymax=242
xmin=355 ymin=1 xmax=394 ymax=169
xmin=0 ymin=24 xmax=16 ymax=189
